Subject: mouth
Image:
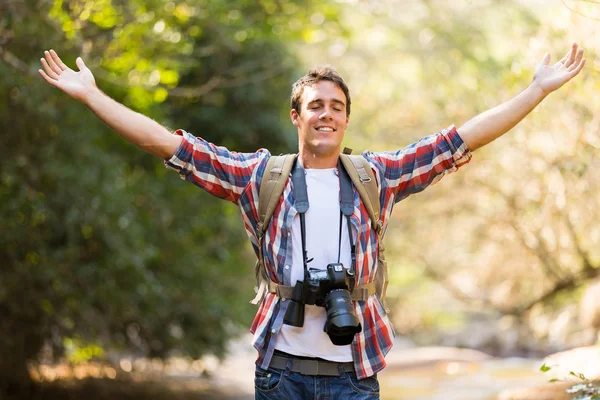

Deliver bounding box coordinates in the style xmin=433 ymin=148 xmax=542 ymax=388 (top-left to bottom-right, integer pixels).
xmin=314 ymin=126 xmax=335 ymax=132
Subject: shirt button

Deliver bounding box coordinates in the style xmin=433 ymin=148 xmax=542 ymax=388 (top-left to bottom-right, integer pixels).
xmin=271 ymin=329 xmax=276 ymax=334
xmin=281 ymin=298 xmax=287 ymax=302
xmin=285 ymin=265 xmax=290 ymax=270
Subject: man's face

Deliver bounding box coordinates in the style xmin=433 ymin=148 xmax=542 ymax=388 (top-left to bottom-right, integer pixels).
xmin=291 ymin=80 xmax=349 ymax=158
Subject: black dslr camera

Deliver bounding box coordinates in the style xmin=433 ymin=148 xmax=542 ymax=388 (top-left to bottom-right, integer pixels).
xmin=283 ymin=263 xmax=362 ymax=345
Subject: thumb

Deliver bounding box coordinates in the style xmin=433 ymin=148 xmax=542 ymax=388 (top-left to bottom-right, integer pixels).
xmin=541 ymin=52 xmax=551 ymax=66
xmin=76 ymin=57 xmax=87 ymax=71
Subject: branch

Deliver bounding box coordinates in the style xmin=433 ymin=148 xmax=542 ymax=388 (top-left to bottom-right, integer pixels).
xmin=419 ymin=257 xmax=507 ymax=312
xmin=93 ymin=61 xmax=289 ymax=99
xmin=432 ymin=177 xmax=600 ymax=317
xmin=508 ymin=215 xmax=565 ymax=281
xmin=167 ymin=76 xmax=222 ymax=98
xmin=168 ymin=64 xmax=289 ymax=98
xmin=218 ymin=64 xmax=288 ymax=89
xmin=561 ymin=0 xmax=600 ymax=21
xmin=569 ymin=0 xmax=600 ymax=4
xmin=515 ymin=266 xmax=600 ymax=314
xmin=0 ymin=46 xmax=34 ymax=76
xmin=475 ymin=178 xmax=565 ymax=280
xmin=562 ymin=208 xmax=597 ymax=273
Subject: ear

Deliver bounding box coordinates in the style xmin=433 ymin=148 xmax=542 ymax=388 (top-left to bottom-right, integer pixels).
xmin=345 ymin=115 xmax=350 ymax=129
xmin=290 ymin=109 xmax=299 ymax=127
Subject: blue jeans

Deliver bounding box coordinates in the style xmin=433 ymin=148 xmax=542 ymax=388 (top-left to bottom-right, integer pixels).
xmin=254 ymin=363 xmax=380 ymax=400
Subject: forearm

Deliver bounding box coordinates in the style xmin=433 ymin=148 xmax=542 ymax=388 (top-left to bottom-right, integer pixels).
xmin=458 ymin=82 xmax=547 ymax=151
xmin=83 ymin=87 xmax=181 ymax=159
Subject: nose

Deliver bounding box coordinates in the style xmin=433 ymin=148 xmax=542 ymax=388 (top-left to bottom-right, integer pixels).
xmin=319 ymin=106 xmax=333 ymax=120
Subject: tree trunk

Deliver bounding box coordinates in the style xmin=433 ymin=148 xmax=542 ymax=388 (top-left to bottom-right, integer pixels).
xmin=0 ymin=312 xmax=44 ymax=398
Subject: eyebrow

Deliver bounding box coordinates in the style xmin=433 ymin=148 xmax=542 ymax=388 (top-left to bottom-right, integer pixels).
xmin=307 ymin=98 xmax=346 ymax=107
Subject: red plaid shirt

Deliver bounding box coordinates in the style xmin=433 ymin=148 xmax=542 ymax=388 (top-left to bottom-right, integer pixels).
xmin=165 ymin=125 xmax=471 ymax=379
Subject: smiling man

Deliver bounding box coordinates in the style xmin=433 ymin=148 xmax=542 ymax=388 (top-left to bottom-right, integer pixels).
xmin=39 ymin=43 xmax=585 ymax=399
xmin=291 ymin=77 xmax=350 ymax=168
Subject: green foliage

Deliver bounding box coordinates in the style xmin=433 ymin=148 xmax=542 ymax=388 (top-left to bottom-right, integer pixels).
xmin=568 ymin=384 xmax=600 ymax=400
xmin=540 ymin=363 xmax=552 ymax=372
xmin=541 ymin=364 xmax=600 ymax=400
xmin=63 ymin=338 xmax=105 ymax=364
xmin=0 ymin=0 xmax=343 ymax=384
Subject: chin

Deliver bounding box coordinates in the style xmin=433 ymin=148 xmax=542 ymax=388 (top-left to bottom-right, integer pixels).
xmin=309 ymin=142 xmax=341 ymax=156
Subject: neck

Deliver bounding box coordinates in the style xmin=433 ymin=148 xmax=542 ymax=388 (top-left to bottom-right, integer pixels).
xmin=299 ymin=149 xmax=339 ymax=169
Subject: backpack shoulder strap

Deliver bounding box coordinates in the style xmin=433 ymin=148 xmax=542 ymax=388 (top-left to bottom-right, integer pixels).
xmin=339 ymin=154 xmax=381 ymax=234
xmin=251 ymin=154 xmax=295 ymax=305
xmin=257 ymin=154 xmax=296 ymax=237
xmin=340 ymin=152 xmax=389 ymax=312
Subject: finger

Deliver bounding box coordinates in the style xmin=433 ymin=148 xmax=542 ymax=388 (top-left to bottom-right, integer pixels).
xmin=568 ymin=58 xmax=586 ymax=78
xmin=557 ymin=44 xmax=575 ymax=67
xmin=540 ymin=52 xmax=551 ymax=66
xmin=75 ymin=57 xmax=87 ymax=71
xmin=49 ymin=49 xmax=67 ymax=71
xmin=39 ymin=69 xmax=58 ymax=87
xmin=565 ymin=43 xmax=578 ymax=67
xmin=567 ymin=49 xmax=584 ymax=72
xmin=44 ymin=50 xmax=62 ymax=75
xmin=40 ymin=58 xmax=59 ymax=80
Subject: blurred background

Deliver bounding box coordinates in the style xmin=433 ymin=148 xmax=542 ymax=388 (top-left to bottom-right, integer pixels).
xmin=1 ymin=0 xmax=599 ymax=399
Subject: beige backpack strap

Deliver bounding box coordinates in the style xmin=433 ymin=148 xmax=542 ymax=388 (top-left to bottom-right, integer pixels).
xmin=251 ymin=154 xmax=295 ymax=305
xmin=377 ymin=240 xmax=390 ymax=313
xmin=339 ymin=154 xmax=381 ymax=234
xmin=258 ymin=154 xmax=295 ymax=234
xmin=339 ymin=153 xmax=389 ymax=312
xmin=250 ymin=259 xmax=268 ymax=305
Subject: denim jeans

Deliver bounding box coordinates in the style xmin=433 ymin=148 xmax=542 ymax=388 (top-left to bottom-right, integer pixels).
xmin=254 ymin=362 xmax=380 ymax=400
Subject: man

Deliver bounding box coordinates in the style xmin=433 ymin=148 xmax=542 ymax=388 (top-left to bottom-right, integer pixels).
xmin=39 ymin=43 xmax=585 ymax=399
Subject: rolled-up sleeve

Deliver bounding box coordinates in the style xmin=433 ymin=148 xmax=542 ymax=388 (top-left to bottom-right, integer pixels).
xmin=164 ymin=129 xmax=269 ymax=204
xmin=366 ymin=125 xmax=472 ymax=203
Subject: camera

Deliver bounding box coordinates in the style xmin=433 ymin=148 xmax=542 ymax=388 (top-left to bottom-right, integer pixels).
xmin=283 ymin=263 xmax=362 ymax=345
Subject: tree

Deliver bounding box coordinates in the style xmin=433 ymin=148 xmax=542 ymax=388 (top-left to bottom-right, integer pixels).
xmin=320 ymin=0 xmax=598 ymax=350
xmin=0 ymin=0 xmax=345 ymax=393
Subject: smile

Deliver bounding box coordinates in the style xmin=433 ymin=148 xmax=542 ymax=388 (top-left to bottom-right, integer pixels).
xmin=315 ymin=126 xmax=335 ymax=132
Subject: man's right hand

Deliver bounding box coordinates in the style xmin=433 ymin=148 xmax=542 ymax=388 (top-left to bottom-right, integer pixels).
xmin=38 ymin=49 xmax=181 ymax=159
xmin=39 ymin=50 xmax=96 ymax=104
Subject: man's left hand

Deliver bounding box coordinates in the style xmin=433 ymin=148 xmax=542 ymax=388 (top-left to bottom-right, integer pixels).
xmin=533 ymin=42 xmax=586 ymax=96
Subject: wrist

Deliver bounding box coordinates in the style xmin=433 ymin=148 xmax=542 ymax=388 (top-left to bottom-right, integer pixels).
xmin=82 ymin=86 xmax=102 ymax=107
xmin=529 ymin=79 xmax=549 ymax=99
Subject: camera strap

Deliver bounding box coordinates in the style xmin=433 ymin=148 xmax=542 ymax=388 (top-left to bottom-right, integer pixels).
xmin=338 ymin=159 xmax=356 ymax=268
xmin=291 ymin=159 xmax=311 ymax=278
xmin=291 ymin=158 xmax=356 ymax=278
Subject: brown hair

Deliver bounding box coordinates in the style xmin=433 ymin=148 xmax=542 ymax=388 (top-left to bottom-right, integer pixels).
xmin=291 ymin=66 xmax=351 ymax=117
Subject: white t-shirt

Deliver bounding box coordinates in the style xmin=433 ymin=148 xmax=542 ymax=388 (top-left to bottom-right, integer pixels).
xmin=273 ymin=167 xmax=355 ymax=362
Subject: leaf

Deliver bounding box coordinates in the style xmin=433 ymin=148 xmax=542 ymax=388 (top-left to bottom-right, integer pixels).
xmin=540 ymin=363 xmax=552 ymax=372
xmin=549 ymin=378 xmax=559 ymax=383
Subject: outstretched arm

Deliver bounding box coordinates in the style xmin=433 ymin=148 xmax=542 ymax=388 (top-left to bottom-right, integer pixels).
xmin=39 ymin=49 xmax=181 ymax=159
xmin=458 ymin=43 xmax=586 ymax=152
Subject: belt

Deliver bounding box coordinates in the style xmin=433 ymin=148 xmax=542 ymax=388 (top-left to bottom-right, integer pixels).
xmin=269 ymin=352 xmax=355 ymax=376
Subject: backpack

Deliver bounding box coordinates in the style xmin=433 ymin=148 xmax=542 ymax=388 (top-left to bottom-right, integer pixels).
xmin=250 ymin=149 xmax=390 ymax=312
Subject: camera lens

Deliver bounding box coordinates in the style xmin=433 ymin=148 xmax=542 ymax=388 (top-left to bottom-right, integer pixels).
xmin=283 ymin=281 xmax=306 ymax=327
xmin=323 ymin=289 xmax=361 ymax=345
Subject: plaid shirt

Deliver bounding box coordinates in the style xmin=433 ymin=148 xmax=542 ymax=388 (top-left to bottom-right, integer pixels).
xmin=165 ymin=125 xmax=471 ymax=379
